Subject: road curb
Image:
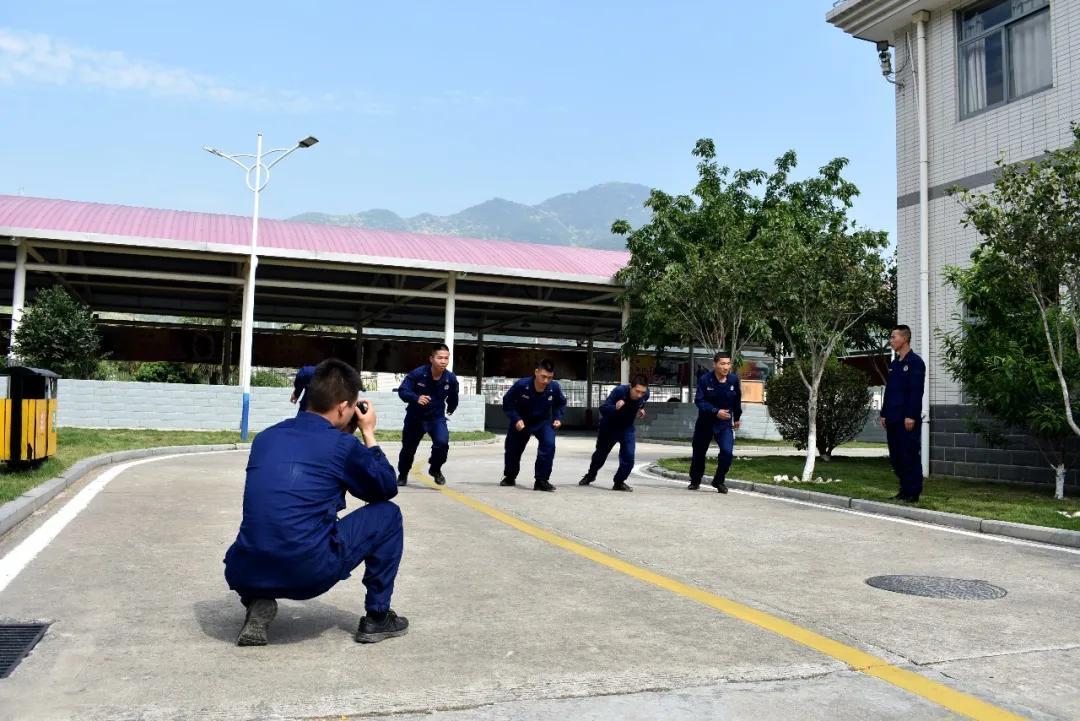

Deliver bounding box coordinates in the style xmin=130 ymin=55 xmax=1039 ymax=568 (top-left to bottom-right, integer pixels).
xmin=645 ymin=464 xmax=1080 ymax=549
xmin=0 ymin=443 xmax=246 ymax=540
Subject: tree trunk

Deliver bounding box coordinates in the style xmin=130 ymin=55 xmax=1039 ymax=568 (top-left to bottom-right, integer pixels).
xmin=1055 ymin=464 xmax=1066 ymax=501
xmin=802 ymin=380 xmax=820 ymax=482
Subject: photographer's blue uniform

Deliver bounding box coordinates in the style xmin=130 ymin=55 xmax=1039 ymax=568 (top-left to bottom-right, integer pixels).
xmin=689 ymin=371 xmax=743 ymax=486
xmin=881 ymin=350 xmax=926 ymax=499
xmin=224 ymin=412 xmax=402 ymax=613
xmin=397 ymin=364 xmax=459 ymax=478
xmin=293 ymin=365 xmax=316 ymax=413
xmin=502 ymin=377 xmax=567 ymax=482
xmin=587 ymin=385 xmax=650 ymax=483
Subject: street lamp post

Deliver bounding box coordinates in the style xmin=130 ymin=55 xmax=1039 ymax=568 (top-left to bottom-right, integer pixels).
xmin=204 ymin=133 xmax=318 ymax=440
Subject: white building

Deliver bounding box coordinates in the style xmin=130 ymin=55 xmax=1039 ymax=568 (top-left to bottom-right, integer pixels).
xmin=827 ymin=0 xmax=1074 ymax=482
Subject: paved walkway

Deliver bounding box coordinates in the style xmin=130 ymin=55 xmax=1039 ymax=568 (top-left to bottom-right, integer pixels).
xmin=0 ymin=437 xmax=1076 ymax=720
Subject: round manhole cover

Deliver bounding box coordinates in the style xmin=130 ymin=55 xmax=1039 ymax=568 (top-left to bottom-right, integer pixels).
xmin=866 ymin=575 xmax=1007 ymax=600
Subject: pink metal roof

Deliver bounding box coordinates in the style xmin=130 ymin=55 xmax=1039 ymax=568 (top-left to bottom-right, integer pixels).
xmin=0 ymin=195 xmax=629 ymax=284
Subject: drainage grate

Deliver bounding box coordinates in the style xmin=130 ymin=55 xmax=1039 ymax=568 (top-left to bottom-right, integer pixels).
xmin=866 ymin=575 xmax=1007 ymax=600
xmin=0 ymin=623 xmax=48 ymax=679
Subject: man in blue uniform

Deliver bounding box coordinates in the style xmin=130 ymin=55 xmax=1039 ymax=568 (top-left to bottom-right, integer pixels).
xmin=290 ymin=364 xmax=317 ymax=413
xmin=688 ymin=351 xmax=742 ymax=493
xmin=500 ymin=359 xmax=567 ymax=492
xmin=879 ymin=324 xmax=926 ymax=502
xmin=579 ymin=374 xmax=650 ymax=492
xmin=224 ymin=359 xmax=408 ymax=646
xmin=396 ymin=343 xmax=459 ymax=487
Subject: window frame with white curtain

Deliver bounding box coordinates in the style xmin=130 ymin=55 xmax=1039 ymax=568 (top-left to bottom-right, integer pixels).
xmin=956 ymin=0 xmax=1053 ymax=119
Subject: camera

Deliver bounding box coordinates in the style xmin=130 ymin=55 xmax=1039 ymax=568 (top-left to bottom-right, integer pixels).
xmin=346 ymin=401 xmax=370 ymax=434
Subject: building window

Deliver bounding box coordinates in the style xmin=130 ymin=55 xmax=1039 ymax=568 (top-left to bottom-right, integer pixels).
xmin=957 ymin=0 xmax=1052 ymax=118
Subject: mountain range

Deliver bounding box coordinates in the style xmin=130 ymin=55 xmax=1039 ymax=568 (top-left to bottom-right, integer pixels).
xmin=290 ymin=182 xmax=652 ymax=250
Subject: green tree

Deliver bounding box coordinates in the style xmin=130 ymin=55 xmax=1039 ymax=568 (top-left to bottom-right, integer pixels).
xmin=954 ymin=125 xmax=1080 ymax=441
xmin=757 ymin=152 xmax=889 ymax=482
xmin=613 ymin=139 xmax=770 ymax=359
xmin=133 ymin=361 xmax=200 ymax=384
xmin=941 ymin=246 xmax=1078 ymax=499
xmin=11 ymin=287 xmax=102 ymax=378
xmin=766 ymin=358 xmax=872 ymax=461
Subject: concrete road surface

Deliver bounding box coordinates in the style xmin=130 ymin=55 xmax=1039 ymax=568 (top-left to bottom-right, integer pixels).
xmin=0 ymin=435 xmax=1077 ymax=720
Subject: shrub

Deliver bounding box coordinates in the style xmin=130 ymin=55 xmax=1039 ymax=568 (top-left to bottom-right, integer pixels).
xmin=766 ymin=358 xmax=871 ymax=460
xmin=11 ymin=287 xmax=102 ymax=378
xmin=133 ymin=362 xmax=200 ymax=384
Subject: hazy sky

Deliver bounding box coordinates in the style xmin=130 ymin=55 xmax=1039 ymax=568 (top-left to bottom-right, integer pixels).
xmin=0 ymin=1 xmax=897 ymax=239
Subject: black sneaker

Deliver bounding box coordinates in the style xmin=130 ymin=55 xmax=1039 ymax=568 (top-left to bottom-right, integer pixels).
xmin=612 ymin=482 xmax=633 ymax=492
xmin=533 ymin=479 xmax=556 ymax=492
xmin=890 ymin=492 xmax=907 ymax=500
xmin=236 ymin=598 xmax=277 ymax=647
xmin=500 ymin=477 xmax=517 ymax=487
xmin=579 ymin=474 xmax=595 ymax=486
xmin=687 ymin=481 xmax=701 ymax=491
xmin=355 ymin=609 xmax=409 ymax=644
xmin=712 ymin=479 xmax=729 ymax=494
xmin=431 ymin=471 xmax=446 ymax=486
xmin=397 ymin=475 xmax=408 ymax=487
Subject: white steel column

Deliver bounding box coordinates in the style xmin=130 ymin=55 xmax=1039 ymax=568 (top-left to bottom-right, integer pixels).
xmin=586 ymin=337 xmax=595 ymax=409
xmin=915 ymin=10 xmax=931 ymax=476
xmin=9 ymin=240 xmax=27 ymax=356
xmin=444 ymin=272 xmax=457 ymax=370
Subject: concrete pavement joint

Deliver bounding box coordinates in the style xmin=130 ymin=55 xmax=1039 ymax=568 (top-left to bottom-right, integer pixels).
xmin=915 ymin=644 xmax=1080 ymax=668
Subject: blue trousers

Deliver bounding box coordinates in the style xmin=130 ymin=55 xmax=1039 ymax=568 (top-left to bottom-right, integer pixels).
xmin=588 ymin=424 xmax=636 ymax=483
xmin=689 ymin=417 xmax=735 ymax=484
xmin=234 ymin=501 xmax=403 ymax=613
xmin=504 ymin=422 xmax=556 ymax=482
xmin=398 ymin=417 xmax=449 ymax=476
xmin=886 ymin=421 xmax=923 ymax=498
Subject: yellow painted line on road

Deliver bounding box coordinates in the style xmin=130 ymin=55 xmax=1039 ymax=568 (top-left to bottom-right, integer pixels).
xmin=413 ymin=470 xmax=1028 ymax=721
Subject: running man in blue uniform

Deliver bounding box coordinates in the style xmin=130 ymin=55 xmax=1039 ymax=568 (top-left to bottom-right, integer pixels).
xmin=579 ymin=375 xmax=650 ymax=492
xmin=500 ymin=359 xmax=567 ymax=492
xmin=396 ymin=344 xmax=459 ymax=487
xmin=688 ymin=350 xmax=743 ymax=493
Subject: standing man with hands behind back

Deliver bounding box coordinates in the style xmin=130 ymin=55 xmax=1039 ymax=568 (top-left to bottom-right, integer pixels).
xmin=501 ymin=359 xmax=567 ymax=492
xmin=688 ymin=351 xmax=742 ymax=493
xmin=880 ymin=324 xmax=926 ymax=503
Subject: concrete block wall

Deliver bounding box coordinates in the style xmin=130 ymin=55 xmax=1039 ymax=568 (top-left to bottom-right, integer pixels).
xmin=56 ymin=380 xmax=485 ymax=432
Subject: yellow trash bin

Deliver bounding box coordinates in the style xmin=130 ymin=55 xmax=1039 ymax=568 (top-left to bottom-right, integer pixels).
xmin=0 ymin=367 xmax=58 ymax=464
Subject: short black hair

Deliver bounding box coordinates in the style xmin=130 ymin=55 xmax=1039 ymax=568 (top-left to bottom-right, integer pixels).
xmin=432 ymin=343 xmax=450 ymax=355
xmin=630 ymin=374 xmax=649 ymax=387
xmin=536 ymin=359 xmax=555 ymax=373
xmin=304 ymin=359 xmax=362 ymax=413
xmin=713 ymin=350 xmax=732 ymax=363
xmin=893 ymin=325 xmax=912 ymax=342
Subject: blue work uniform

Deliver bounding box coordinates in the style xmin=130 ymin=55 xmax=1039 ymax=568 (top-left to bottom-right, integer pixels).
xmin=293 ymin=365 xmax=316 ymax=414
xmin=223 ymin=412 xmax=403 ymax=613
xmin=502 ymin=377 xmax=567 ymax=482
xmin=881 ymin=350 xmax=926 ymax=499
xmin=689 ymin=371 xmax=743 ymax=485
xmin=587 ymin=385 xmax=650 ymax=484
xmin=397 ymin=364 xmax=459 ymax=478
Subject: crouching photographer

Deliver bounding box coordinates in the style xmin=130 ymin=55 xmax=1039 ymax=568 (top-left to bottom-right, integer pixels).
xmin=223 ymin=358 xmax=408 ymax=646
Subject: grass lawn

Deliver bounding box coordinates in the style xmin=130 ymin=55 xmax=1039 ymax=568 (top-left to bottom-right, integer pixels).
xmin=656 ymin=455 xmax=1080 ymax=531
xmin=0 ymin=427 xmax=497 ymax=504
xmin=651 ymin=436 xmax=887 ymax=450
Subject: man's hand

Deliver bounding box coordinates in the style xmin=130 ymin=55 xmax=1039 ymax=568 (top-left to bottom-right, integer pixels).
xmin=552 ymin=420 xmax=562 ymax=429
xmin=879 ymin=416 xmax=887 ymax=430
xmin=734 ymin=421 xmax=742 ymax=430
xmin=615 ymin=399 xmax=626 ymax=410
xmin=290 ymin=391 xmax=298 ymax=404
xmin=638 ymin=408 xmax=646 ymax=419
xmin=418 ymin=395 xmax=432 ymax=406
xmin=515 ymin=420 xmax=526 ymax=432
xmin=718 ymin=409 xmax=731 ymax=421
xmin=904 ymin=417 xmax=916 ymax=432
xmin=356 ymin=401 xmax=378 ymax=446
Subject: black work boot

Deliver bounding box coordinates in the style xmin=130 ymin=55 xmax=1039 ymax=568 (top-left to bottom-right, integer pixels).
xmin=236 ymin=598 xmax=277 ymax=647
xmin=355 ymin=609 xmax=409 ymax=644
xmin=533 ymin=479 xmax=556 ymax=492
xmin=430 ymin=470 xmax=446 ymax=486
xmin=579 ymin=473 xmax=596 ymax=486
xmin=397 ymin=474 xmax=408 ymax=487
xmin=500 ymin=477 xmax=517 ymax=487
xmin=711 ymin=478 xmax=729 ymax=494
xmin=687 ymin=480 xmax=701 ymax=491
xmin=612 ymin=481 xmax=633 ymax=492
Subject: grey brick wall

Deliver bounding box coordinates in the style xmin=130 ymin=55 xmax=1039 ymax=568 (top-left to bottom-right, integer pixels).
xmin=56 ymin=380 xmax=485 ymax=432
